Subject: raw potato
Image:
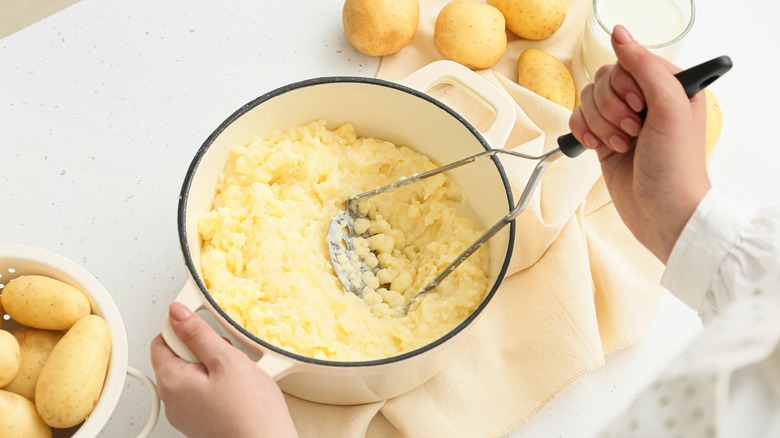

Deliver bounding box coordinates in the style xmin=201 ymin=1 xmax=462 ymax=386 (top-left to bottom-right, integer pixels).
xmin=0 ymin=294 xmax=4 ymax=329
xmin=2 ymin=275 xmax=90 ymax=330
xmin=3 ymin=329 xmax=64 ymax=401
xmin=434 ymin=1 xmax=507 ymax=70
xmin=517 ymin=48 xmax=575 ymax=110
xmin=35 ymin=315 xmax=111 ymax=428
xmin=0 ymin=329 xmax=21 ymax=387
xmin=0 ymin=390 xmax=52 ymax=438
xmin=488 ymin=0 xmax=567 ymax=40
xmin=342 ymin=0 xmax=419 ymax=56
xmin=705 ymin=88 xmax=722 ymax=156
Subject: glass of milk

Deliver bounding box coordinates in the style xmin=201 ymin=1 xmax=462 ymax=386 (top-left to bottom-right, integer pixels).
xmin=581 ymin=0 xmax=696 ymax=80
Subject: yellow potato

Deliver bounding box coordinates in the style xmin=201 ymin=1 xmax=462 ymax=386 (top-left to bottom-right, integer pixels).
xmin=3 ymin=329 xmax=64 ymax=401
xmin=342 ymin=0 xmax=419 ymax=56
xmin=35 ymin=315 xmax=111 ymax=428
xmin=0 ymin=390 xmax=52 ymax=438
xmin=705 ymin=88 xmax=722 ymax=156
xmin=2 ymin=275 xmax=90 ymax=330
xmin=517 ymin=48 xmax=575 ymax=110
xmin=434 ymin=1 xmax=507 ymax=70
xmin=1 ymin=294 xmax=4 ymax=329
xmin=0 ymin=329 xmax=21 ymax=387
xmin=487 ymin=0 xmax=567 ymax=40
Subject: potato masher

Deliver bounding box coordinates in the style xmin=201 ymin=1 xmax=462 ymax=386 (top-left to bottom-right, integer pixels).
xmin=328 ymin=55 xmax=732 ymax=311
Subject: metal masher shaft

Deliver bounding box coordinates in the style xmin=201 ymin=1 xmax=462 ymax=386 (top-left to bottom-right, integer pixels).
xmin=401 ymin=147 xmax=565 ymax=312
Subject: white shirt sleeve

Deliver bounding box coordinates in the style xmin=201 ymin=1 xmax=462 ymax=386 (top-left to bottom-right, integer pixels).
xmin=661 ymin=187 xmax=780 ymax=323
xmin=597 ymin=274 xmax=780 ymax=438
xmin=597 ymin=189 xmax=780 ymax=438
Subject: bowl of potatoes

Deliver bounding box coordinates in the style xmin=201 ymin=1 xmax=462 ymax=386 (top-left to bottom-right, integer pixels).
xmin=0 ymin=244 xmax=159 ymax=438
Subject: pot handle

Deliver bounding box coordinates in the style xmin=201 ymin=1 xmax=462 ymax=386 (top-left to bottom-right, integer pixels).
xmin=161 ymin=277 xmax=206 ymax=363
xmin=398 ymin=60 xmax=516 ymax=150
xmin=161 ymin=277 xmax=296 ymax=380
xmin=126 ymin=366 xmax=161 ymax=438
xmin=256 ymin=352 xmax=296 ymax=380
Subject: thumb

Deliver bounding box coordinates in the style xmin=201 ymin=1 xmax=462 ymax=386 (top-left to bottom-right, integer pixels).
xmin=168 ymin=302 xmax=233 ymax=370
xmin=610 ymin=25 xmax=686 ymax=111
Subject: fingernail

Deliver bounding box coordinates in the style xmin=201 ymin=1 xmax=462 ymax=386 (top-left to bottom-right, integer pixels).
xmin=626 ymin=92 xmax=644 ymax=113
xmin=170 ymin=302 xmax=193 ymax=322
xmin=620 ymin=118 xmax=641 ymax=137
xmin=583 ymin=132 xmax=600 ymax=149
xmin=609 ymin=135 xmax=629 ymax=153
xmin=612 ymin=25 xmax=633 ymax=44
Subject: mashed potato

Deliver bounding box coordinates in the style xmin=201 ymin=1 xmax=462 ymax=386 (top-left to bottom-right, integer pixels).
xmin=199 ymin=120 xmax=489 ymax=361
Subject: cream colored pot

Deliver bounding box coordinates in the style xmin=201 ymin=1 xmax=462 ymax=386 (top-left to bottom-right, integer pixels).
xmin=162 ymin=61 xmax=517 ymax=405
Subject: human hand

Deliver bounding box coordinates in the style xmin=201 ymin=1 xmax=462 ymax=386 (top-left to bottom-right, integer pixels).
xmin=150 ymin=302 xmax=298 ymax=438
xmin=569 ymin=25 xmax=711 ymax=263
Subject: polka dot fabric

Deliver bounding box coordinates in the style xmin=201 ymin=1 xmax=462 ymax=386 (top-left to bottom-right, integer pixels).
xmin=598 ymin=273 xmax=780 ymax=437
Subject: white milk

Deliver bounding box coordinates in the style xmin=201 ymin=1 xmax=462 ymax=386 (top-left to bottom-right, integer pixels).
xmin=582 ymin=0 xmax=690 ymax=79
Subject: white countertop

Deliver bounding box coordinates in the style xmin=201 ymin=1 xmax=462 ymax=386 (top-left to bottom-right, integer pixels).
xmin=1 ymin=1 xmax=778 ymax=437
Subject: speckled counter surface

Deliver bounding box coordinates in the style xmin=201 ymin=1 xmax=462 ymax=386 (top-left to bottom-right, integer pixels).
xmin=1 ymin=1 xmax=778 ymax=437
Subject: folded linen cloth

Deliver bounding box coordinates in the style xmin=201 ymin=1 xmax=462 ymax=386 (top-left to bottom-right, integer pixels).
xmin=285 ymin=1 xmax=665 ymax=436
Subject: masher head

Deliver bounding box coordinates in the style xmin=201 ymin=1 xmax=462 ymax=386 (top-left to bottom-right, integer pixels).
xmin=327 ymin=208 xmax=377 ymax=298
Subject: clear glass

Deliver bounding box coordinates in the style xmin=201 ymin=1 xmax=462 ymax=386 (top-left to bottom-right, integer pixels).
xmin=581 ymin=0 xmax=696 ymax=80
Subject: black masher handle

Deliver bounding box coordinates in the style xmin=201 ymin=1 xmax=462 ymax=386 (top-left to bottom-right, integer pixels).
xmin=557 ymin=55 xmax=734 ymax=158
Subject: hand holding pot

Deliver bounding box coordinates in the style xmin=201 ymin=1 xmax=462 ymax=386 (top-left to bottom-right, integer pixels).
xmin=150 ymin=303 xmax=298 ymax=438
xmin=568 ymin=25 xmax=711 ymax=263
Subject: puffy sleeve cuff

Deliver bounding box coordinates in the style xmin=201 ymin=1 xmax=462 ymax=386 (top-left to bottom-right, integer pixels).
xmin=661 ymin=188 xmax=756 ymax=320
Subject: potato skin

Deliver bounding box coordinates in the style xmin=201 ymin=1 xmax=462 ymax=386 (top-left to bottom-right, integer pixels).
xmin=35 ymin=315 xmax=111 ymax=428
xmin=0 ymin=329 xmax=21 ymax=387
xmin=3 ymin=329 xmax=64 ymax=401
xmin=704 ymin=89 xmax=722 ymax=156
xmin=434 ymin=1 xmax=507 ymax=70
xmin=2 ymin=275 xmax=90 ymax=330
xmin=517 ymin=48 xmax=575 ymax=110
xmin=343 ymin=0 xmax=419 ymax=56
xmin=487 ymin=0 xmax=567 ymax=40
xmin=0 ymin=390 xmax=52 ymax=438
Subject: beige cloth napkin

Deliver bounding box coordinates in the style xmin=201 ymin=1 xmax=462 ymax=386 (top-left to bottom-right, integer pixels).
xmin=284 ymin=1 xmax=665 ymax=436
